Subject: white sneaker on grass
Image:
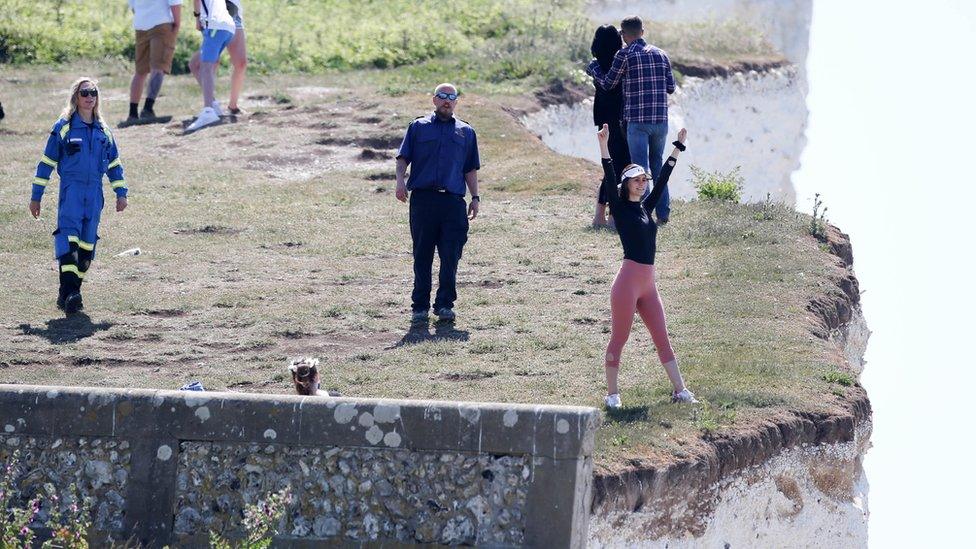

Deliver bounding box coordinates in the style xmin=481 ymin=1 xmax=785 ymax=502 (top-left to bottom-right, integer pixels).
xmin=211 ymin=100 xmax=224 ymax=117
xmin=604 ymin=393 xmax=622 ymax=409
xmin=186 ymin=107 xmax=220 ymax=132
xmin=672 ymin=389 xmax=698 ymax=404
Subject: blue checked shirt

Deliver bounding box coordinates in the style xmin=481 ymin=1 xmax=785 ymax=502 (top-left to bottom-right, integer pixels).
xmin=586 ymin=39 xmax=676 ymax=124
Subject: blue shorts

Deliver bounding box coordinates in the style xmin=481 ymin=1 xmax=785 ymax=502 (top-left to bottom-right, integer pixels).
xmin=199 ymin=29 xmax=234 ymax=63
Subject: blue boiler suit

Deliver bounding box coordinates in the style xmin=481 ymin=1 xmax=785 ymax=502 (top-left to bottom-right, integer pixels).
xmin=32 ymin=113 xmax=127 ymax=301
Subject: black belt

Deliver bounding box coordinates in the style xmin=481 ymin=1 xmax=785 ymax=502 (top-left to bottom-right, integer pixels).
xmin=413 ymin=187 xmax=462 ymax=197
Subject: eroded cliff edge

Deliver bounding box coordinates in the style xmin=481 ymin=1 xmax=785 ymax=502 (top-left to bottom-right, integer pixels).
xmin=588 ymin=227 xmax=871 ymax=547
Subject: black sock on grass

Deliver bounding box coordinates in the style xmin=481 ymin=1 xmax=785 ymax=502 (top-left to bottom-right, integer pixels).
xmin=129 ymin=103 xmax=138 ymax=118
xmin=142 ymin=97 xmax=155 ymax=113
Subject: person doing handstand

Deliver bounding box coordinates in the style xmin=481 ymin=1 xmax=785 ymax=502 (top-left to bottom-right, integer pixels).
xmin=596 ymin=123 xmax=696 ymax=408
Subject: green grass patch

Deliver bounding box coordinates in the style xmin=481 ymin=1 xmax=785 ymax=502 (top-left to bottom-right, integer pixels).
xmin=692 ymin=165 xmax=744 ymax=202
xmin=823 ymin=371 xmax=855 ymax=387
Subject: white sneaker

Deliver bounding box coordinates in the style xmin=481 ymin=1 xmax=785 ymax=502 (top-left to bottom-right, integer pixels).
xmin=186 ymin=107 xmax=220 ymax=132
xmin=211 ymin=100 xmax=224 ymax=117
xmin=672 ymin=389 xmax=698 ymax=404
xmin=604 ymin=393 xmax=622 ymax=409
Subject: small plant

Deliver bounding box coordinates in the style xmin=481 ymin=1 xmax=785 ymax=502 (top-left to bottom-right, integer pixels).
xmin=823 ymin=371 xmax=854 ymax=387
xmin=2 ymin=452 xmax=40 ymax=548
xmin=210 ymin=486 xmax=293 ymax=549
xmin=753 ymin=193 xmax=776 ymax=221
xmin=809 ymin=193 xmax=829 ymax=241
xmin=1 ymin=453 xmax=93 ymax=548
xmin=691 ymin=166 xmax=743 ymax=202
xmin=693 ymin=400 xmax=737 ymax=434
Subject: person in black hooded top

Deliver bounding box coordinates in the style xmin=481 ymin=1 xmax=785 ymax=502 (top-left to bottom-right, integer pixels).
xmin=591 ymin=24 xmax=631 ymax=227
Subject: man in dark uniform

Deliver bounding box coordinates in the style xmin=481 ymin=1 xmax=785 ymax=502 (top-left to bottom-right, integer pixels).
xmin=396 ymin=83 xmax=481 ymax=323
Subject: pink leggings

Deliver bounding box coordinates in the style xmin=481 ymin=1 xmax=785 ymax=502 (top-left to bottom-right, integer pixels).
xmin=605 ymin=260 xmax=676 ymax=368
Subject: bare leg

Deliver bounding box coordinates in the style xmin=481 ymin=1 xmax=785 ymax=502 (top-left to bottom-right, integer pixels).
xmin=129 ymin=72 xmax=148 ymax=104
xmin=200 ymin=61 xmax=217 ymax=107
xmin=189 ymin=51 xmax=203 ymax=86
xmin=592 ymin=201 xmax=607 ymax=227
xmin=226 ymin=30 xmax=248 ymax=110
xmin=146 ymin=70 xmax=164 ymax=99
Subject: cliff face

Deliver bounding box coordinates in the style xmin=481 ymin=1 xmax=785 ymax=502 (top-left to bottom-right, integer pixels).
xmin=522 ymin=0 xmax=813 ymax=204
xmin=587 ymin=0 xmax=813 ymax=70
xmin=588 ymin=227 xmax=872 ymax=546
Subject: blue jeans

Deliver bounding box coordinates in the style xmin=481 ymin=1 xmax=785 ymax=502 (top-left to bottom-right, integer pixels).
xmin=626 ymin=121 xmax=670 ymax=220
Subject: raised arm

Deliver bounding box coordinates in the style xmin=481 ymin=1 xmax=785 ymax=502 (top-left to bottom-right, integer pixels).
xmin=597 ymin=123 xmax=619 ymax=208
xmin=587 ymin=50 xmax=627 ymax=92
xmin=644 ymin=128 xmax=687 ymax=210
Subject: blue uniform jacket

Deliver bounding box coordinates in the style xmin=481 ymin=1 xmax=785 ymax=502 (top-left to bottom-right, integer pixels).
xmin=397 ymin=113 xmax=480 ymax=196
xmin=33 ymin=113 xmax=127 ymax=258
xmin=33 ymin=113 xmax=127 ymax=202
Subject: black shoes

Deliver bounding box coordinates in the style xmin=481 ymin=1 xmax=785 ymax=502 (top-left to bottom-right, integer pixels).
xmin=64 ymin=292 xmax=83 ymax=315
xmin=139 ymin=108 xmax=157 ymax=120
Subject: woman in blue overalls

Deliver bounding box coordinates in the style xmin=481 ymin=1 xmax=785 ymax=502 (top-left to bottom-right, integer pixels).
xmin=30 ymin=77 xmax=128 ymax=314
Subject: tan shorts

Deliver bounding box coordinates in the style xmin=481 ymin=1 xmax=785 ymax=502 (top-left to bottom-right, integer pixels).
xmin=134 ymin=23 xmax=177 ymax=74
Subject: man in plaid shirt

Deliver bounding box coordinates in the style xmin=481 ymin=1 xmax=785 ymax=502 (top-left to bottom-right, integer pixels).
xmin=587 ymin=15 xmax=676 ymax=222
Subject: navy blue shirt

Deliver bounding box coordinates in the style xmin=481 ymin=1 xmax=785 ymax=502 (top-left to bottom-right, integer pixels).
xmin=397 ymin=113 xmax=480 ymax=196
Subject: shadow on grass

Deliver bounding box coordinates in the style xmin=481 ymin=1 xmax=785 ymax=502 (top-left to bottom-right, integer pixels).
xmin=389 ymin=320 xmax=470 ymax=349
xmin=18 ymin=313 xmax=113 ymax=344
xmin=604 ymin=405 xmax=650 ymax=424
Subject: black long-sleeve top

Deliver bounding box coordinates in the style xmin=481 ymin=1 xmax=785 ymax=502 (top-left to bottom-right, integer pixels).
xmin=592 ymin=79 xmax=625 ymax=126
xmin=601 ymin=155 xmax=677 ymax=265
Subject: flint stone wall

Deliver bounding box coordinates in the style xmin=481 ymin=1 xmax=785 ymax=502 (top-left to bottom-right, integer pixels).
xmin=0 ymin=384 xmax=599 ymax=547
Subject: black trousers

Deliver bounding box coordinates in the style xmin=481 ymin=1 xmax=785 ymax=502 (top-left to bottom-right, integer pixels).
xmin=409 ymin=190 xmax=469 ymax=312
xmin=596 ymin=118 xmax=630 ymax=204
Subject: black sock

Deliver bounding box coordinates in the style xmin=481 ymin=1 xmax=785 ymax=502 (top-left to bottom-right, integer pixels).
xmin=143 ymin=98 xmax=155 ymax=113
xmin=129 ymin=103 xmax=139 ymax=118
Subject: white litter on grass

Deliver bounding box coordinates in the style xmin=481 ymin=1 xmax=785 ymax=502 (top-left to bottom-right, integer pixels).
xmin=116 ymin=248 xmax=141 ymax=257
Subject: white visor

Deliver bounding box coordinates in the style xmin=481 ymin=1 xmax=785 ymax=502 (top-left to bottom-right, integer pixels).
xmin=620 ymin=165 xmax=647 ymax=182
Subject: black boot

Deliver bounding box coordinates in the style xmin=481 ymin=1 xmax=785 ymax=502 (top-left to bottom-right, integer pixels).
xmin=64 ymin=291 xmax=83 ymax=314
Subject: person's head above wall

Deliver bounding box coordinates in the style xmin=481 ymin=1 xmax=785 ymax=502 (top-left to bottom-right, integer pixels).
xmin=289 ymin=357 xmax=320 ymax=396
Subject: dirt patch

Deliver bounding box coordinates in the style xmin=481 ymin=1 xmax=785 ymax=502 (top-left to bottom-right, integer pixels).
xmin=173 ymin=225 xmax=243 ymax=236
xmin=432 ymin=370 xmax=498 ymax=381
xmin=672 ymin=55 xmax=789 ymax=79
xmin=809 ymin=459 xmax=856 ymax=501
xmin=534 ymin=79 xmax=590 ymax=108
xmin=316 ymin=134 xmax=401 ymax=149
xmin=364 ymin=172 xmax=396 ymax=181
xmin=359 ymin=148 xmax=389 ymax=161
xmin=774 ymin=474 xmax=804 ymax=516
xmin=136 ymin=308 xmax=188 ymax=318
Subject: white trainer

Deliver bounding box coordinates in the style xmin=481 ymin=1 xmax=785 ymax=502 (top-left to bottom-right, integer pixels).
xmin=186 ymin=107 xmax=220 ymax=132
xmin=211 ymin=100 xmax=224 ymax=117
xmin=672 ymin=389 xmax=699 ymax=403
xmin=604 ymin=393 xmax=622 ymax=409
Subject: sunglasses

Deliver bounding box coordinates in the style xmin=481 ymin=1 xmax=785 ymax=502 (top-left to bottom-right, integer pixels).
xmin=434 ymin=91 xmax=459 ymax=101
xmin=78 ymin=88 xmax=99 ymax=98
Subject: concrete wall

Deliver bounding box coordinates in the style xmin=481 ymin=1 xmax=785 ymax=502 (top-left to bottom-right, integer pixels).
xmin=0 ymin=385 xmax=600 ymax=547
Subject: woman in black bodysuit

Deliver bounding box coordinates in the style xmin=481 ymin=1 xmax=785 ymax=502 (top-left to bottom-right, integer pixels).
xmin=590 ymin=24 xmax=631 ymax=227
xmin=596 ymin=123 xmax=697 ymax=408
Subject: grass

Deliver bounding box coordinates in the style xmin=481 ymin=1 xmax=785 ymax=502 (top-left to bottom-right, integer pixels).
xmin=692 ymin=165 xmax=744 ymax=202
xmin=0 ymin=63 xmax=855 ymax=469
xmin=1 ymin=1 xmax=780 ymax=96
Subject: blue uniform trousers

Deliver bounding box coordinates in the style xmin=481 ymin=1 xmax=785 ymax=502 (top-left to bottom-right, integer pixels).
xmin=409 ymin=190 xmax=469 ymax=313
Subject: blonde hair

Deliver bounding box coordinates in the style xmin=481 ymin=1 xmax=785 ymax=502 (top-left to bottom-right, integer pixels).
xmin=59 ymin=77 xmax=106 ymax=126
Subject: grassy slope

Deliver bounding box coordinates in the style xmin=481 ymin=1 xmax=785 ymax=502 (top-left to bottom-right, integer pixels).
xmin=0 ymin=65 xmax=856 ymax=468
